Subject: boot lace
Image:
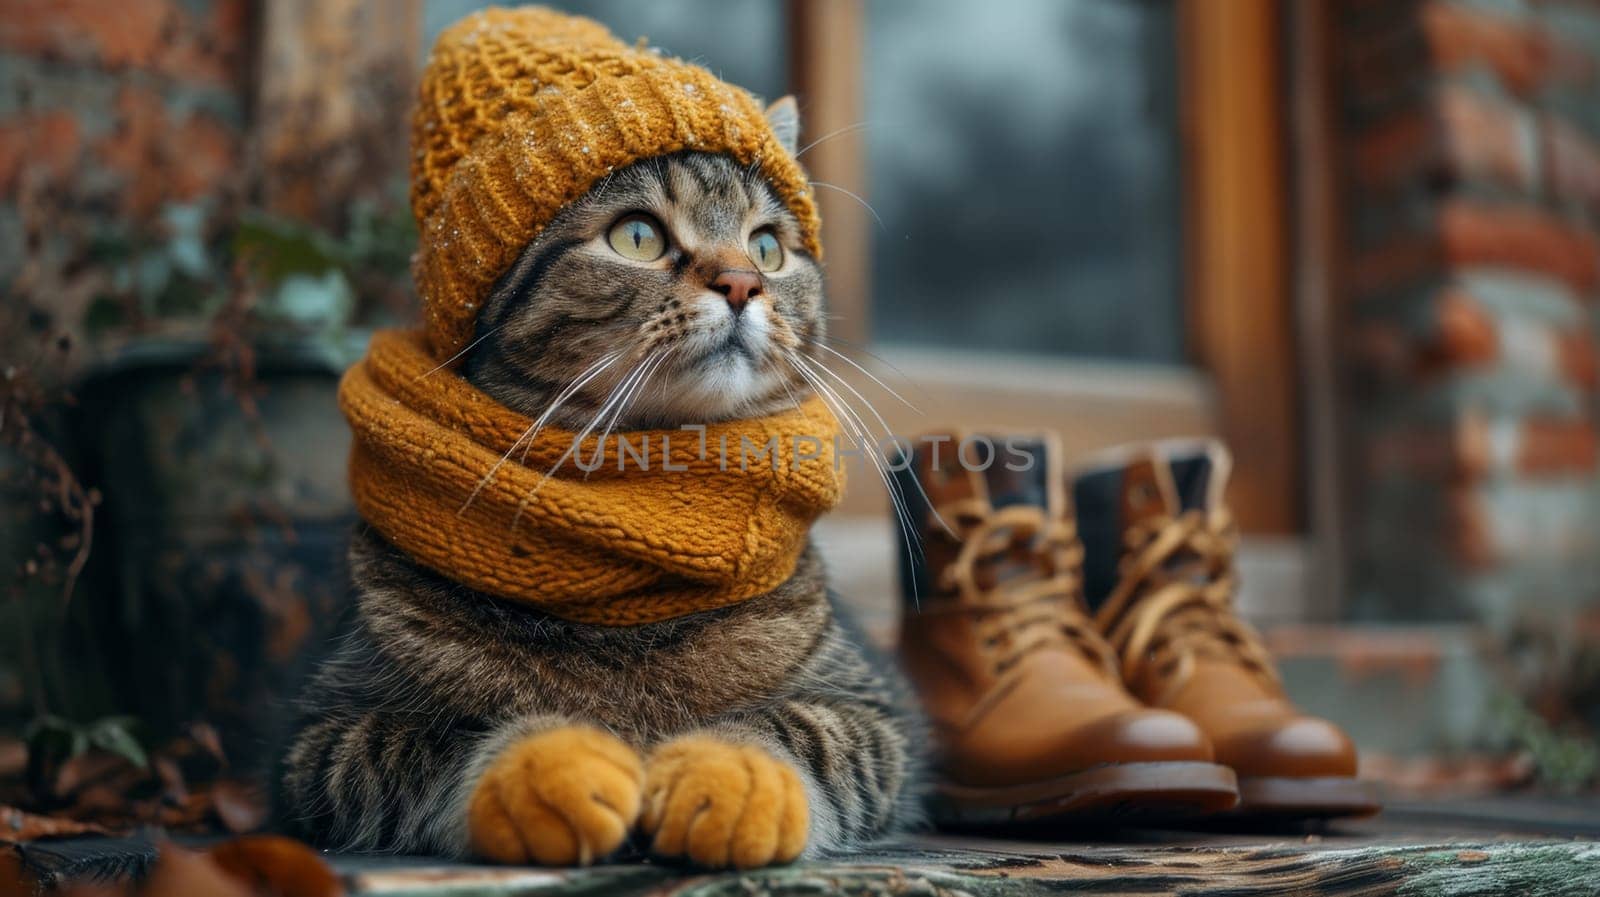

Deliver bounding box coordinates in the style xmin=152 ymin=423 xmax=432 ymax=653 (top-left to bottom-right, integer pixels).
xmin=931 ymin=501 xmax=1118 ymax=678
xmin=1092 ymin=508 xmax=1280 ymax=705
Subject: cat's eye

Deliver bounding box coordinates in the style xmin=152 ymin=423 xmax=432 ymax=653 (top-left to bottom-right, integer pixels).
xmin=607 ymin=214 xmax=667 ymax=261
xmin=748 ymin=229 xmax=783 ymax=272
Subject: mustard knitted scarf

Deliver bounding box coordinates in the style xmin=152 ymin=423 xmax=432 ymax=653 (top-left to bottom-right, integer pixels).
xmin=339 ymin=330 xmax=845 ymax=626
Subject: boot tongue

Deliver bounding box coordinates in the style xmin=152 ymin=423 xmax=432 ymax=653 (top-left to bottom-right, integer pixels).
xmin=1170 ymin=452 xmax=1218 ymax=514
xmin=983 ymin=437 xmax=1059 ymax=516
xmin=977 ymin=436 xmax=1062 ymax=593
xmin=894 ymin=433 xmax=1060 ymax=606
xmin=1072 ymin=440 xmax=1227 ymax=611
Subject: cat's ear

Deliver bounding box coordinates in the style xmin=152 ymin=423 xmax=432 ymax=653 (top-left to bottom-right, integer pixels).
xmin=765 ymin=96 xmax=800 ymax=157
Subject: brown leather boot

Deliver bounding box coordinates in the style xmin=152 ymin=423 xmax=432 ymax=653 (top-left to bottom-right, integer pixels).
xmin=894 ymin=432 xmax=1238 ymax=826
xmin=1070 ymin=439 xmax=1380 ymax=818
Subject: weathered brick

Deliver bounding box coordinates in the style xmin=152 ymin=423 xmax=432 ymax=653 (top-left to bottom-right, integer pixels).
xmin=1438 ymin=204 xmax=1600 ymax=290
xmin=1436 ymin=87 xmax=1540 ymax=189
xmin=1347 ymin=2 xmax=1599 ymax=114
xmin=91 ymin=85 xmax=240 ymax=217
xmin=1366 ymin=412 xmax=1598 ymax=483
xmin=1535 ymin=13 xmax=1599 ymax=88
xmin=1516 ymin=416 xmax=1600 ymax=471
xmin=1352 ymin=202 xmax=1600 ymax=297
xmin=1354 ymin=106 xmax=1435 ymax=188
xmin=1447 ymin=485 xmax=1498 ymax=570
xmin=1420 ymin=2 xmax=1549 ymax=97
xmin=1429 ymin=288 xmax=1500 ymax=370
xmin=1447 ymin=479 xmax=1600 ymax=569
xmin=1 ymin=0 xmax=172 ymax=68
xmin=169 ymin=112 xmax=238 ymax=201
xmin=1430 ymin=288 xmax=1597 ymax=387
xmin=1354 ymin=87 xmax=1540 ymax=194
xmin=1340 ymin=0 xmax=1600 ymax=622
xmin=0 ymin=110 xmax=80 ymax=194
xmin=1350 ymin=291 xmax=1598 ymax=394
xmin=1542 ymin=112 xmax=1600 ymax=212
xmin=0 ymin=0 xmax=248 ymax=86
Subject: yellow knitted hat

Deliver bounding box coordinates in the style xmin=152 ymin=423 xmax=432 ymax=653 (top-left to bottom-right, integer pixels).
xmin=411 ymin=5 xmax=823 ymax=362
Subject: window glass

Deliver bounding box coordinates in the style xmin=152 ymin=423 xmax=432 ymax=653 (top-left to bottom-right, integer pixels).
xmin=864 ymin=0 xmax=1185 ymax=362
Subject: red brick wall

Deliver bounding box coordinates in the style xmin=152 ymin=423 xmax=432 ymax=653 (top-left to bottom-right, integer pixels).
xmin=1340 ymin=0 xmax=1600 ymax=622
xmin=0 ymin=0 xmax=252 ymax=340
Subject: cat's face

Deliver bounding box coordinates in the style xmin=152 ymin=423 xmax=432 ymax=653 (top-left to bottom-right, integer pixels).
xmin=463 ymin=103 xmax=824 ymax=430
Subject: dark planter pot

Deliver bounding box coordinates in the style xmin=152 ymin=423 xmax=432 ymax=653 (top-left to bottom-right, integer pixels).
xmin=70 ymin=336 xmax=359 ymax=771
xmin=1 ymin=404 xmax=103 ymax=730
xmin=1 ymin=444 xmax=56 ymax=729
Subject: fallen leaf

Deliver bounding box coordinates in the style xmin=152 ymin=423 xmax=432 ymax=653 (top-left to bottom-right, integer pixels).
xmin=156 ymin=793 xmax=209 ymax=829
xmin=53 ymin=750 xmax=133 ymax=802
xmin=1 ymin=846 xmax=34 ymax=897
xmin=210 ymin=781 xmax=267 ymax=835
xmin=0 ymin=805 xmax=111 ymax=840
xmin=0 ymin=740 xmax=23 ymax=780
xmin=209 ymin=836 xmax=343 ymax=897
xmin=69 ymin=784 xmax=131 ymax=819
xmin=50 ymin=881 xmax=126 ymax=897
xmin=186 ymin=724 xmax=227 ymax=770
xmin=138 ymin=843 xmax=249 ymax=897
xmin=151 ymin=758 xmax=187 ymax=806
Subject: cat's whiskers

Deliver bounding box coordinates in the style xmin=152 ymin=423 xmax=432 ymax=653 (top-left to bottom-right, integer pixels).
xmin=798 ymin=350 xmax=952 ymax=540
xmin=458 ymin=350 xmax=623 ymax=515
xmin=812 ymin=342 xmax=920 ymax=414
xmin=532 ymin=346 xmax=662 ymax=493
xmin=784 ymin=351 xmax=926 ymax=572
xmin=775 ymin=370 xmax=807 ymax=414
xmin=787 ymin=354 xmax=928 ymax=606
xmin=806 ymin=180 xmax=884 ymax=229
xmin=516 ymin=350 xmax=626 ymax=464
xmin=818 ymin=334 xmax=934 ymax=406
xmin=794 ymin=120 xmax=874 ymax=160
xmin=792 ymin=355 xmax=915 ymax=538
xmin=417 ymin=324 xmax=504 ymax=380
xmin=584 ymin=346 xmax=674 ymax=476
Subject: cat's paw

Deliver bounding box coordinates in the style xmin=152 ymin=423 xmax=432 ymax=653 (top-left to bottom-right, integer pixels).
xmin=641 ymin=735 xmax=808 ymax=869
xmin=466 ymin=725 xmax=643 ymax=866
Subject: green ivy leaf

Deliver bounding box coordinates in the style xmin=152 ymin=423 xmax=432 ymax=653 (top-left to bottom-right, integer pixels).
xmin=86 ymin=716 xmax=148 ymax=770
xmin=233 ymin=212 xmax=343 ymax=285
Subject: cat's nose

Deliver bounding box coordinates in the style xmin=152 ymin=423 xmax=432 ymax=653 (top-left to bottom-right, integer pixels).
xmin=710 ymin=269 xmax=763 ymax=314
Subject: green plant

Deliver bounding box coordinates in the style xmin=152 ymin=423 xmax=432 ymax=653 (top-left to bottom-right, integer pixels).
xmin=24 ymin=714 xmax=148 ymax=772
xmin=1488 ymin=692 xmax=1600 ymax=793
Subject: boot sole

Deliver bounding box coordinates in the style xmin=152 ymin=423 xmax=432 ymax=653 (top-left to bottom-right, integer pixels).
xmin=1234 ymin=775 xmax=1382 ymax=819
xmin=931 ymin=761 xmax=1239 ymax=826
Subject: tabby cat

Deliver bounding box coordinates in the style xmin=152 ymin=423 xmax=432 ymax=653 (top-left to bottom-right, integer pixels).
xmin=280 ymin=102 xmax=924 ymax=868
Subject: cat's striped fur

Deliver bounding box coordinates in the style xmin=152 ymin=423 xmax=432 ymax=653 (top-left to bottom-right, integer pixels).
xmin=279 ymin=147 xmax=925 ymax=859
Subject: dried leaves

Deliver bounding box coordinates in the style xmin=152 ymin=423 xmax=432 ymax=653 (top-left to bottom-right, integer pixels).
xmin=207 ymin=837 xmax=342 ymax=897
xmin=1 ymin=721 xmax=302 ymax=894
xmin=0 ymin=722 xmax=266 ymax=840
xmin=0 ymin=806 xmax=108 ymax=842
xmin=4 ymin=837 xmax=343 ymax=897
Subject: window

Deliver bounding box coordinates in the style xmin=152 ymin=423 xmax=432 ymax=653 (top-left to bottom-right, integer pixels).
xmin=865 ymin=0 xmax=1185 ymax=362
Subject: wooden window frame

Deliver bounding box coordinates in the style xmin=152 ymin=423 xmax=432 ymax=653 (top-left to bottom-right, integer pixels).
xmin=788 ymin=0 xmax=1304 ymax=537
